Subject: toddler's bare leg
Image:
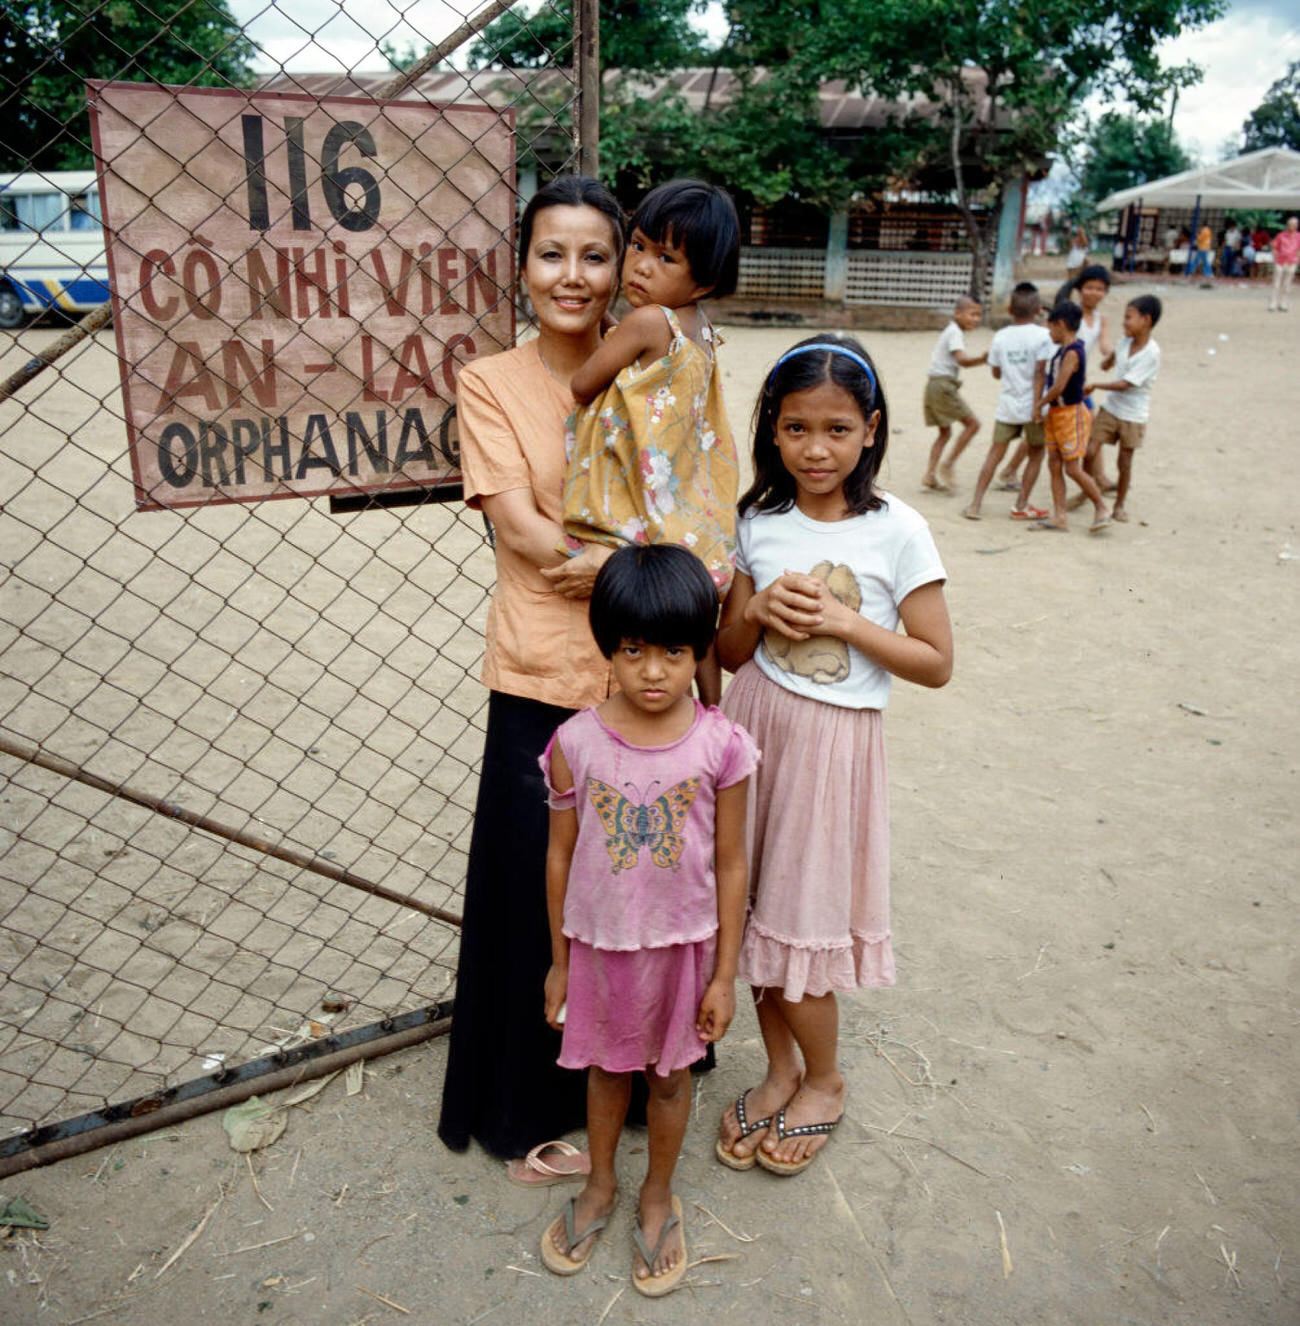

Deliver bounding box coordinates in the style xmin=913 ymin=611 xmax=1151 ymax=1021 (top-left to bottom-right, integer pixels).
xmin=695 ymin=644 xmax=722 ymax=708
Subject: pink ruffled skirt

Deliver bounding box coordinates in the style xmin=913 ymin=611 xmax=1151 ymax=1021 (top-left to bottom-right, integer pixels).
xmin=722 ymin=661 xmax=894 ymax=1001
xmin=558 ymin=936 xmax=716 ymax=1077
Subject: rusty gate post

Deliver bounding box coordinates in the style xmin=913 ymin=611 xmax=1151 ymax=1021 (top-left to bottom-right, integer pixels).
xmin=575 ymin=0 xmax=600 ymax=177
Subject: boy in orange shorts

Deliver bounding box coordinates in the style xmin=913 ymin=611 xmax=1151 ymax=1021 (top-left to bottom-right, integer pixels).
xmin=1032 ymin=303 xmax=1110 ymax=533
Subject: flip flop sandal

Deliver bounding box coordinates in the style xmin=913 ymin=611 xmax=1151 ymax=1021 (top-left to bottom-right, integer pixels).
xmin=632 ymin=1195 xmax=687 ymax=1297
xmin=505 ymin=1140 xmax=590 ymax=1188
xmin=1089 ymin=516 xmax=1113 ymax=533
xmin=714 ymin=1090 xmax=773 ymax=1171
xmin=540 ymin=1195 xmax=614 ymax=1276
xmin=1010 ymin=507 xmax=1049 ymax=520
xmin=755 ymin=1105 xmax=842 ymax=1176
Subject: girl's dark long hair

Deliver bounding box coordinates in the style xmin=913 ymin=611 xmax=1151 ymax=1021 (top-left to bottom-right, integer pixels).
xmin=739 ymin=334 xmax=889 ymax=518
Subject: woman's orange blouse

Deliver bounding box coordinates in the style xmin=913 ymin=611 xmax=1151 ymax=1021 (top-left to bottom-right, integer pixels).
xmin=457 ymin=339 xmax=614 ymax=710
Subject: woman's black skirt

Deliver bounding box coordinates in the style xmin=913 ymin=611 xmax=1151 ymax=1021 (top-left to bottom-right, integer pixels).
xmin=436 ymin=690 xmax=587 ymax=1158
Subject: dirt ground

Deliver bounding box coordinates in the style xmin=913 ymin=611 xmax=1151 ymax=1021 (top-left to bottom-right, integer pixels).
xmin=2 ymin=272 xmax=1297 ymax=1325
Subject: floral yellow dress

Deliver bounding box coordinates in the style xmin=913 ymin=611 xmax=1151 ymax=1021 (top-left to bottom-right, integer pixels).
xmin=560 ymin=306 xmax=738 ymax=592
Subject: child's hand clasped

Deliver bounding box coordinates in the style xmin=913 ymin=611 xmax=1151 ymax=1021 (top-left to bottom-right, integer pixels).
xmin=695 ymin=978 xmax=736 ymax=1043
xmin=744 ymin=571 xmax=824 ymax=641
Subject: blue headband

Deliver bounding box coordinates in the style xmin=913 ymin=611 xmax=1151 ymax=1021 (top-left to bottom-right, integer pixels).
xmin=772 ymin=342 xmax=877 ymax=398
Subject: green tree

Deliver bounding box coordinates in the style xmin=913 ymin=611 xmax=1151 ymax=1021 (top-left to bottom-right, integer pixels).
xmin=468 ymin=0 xmax=706 ymax=74
xmin=707 ymin=0 xmax=1224 ymax=295
xmin=468 ymin=0 xmax=709 ymax=190
xmin=1242 ymin=60 xmax=1300 ymax=151
xmin=3 ymin=0 xmax=255 ymax=170
xmin=1078 ymin=112 xmax=1192 ymax=201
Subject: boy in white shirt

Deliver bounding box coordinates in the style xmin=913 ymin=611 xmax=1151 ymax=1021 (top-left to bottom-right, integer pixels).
xmin=1084 ymin=295 xmax=1162 ymax=523
xmin=922 ymin=295 xmax=986 ymax=492
xmin=963 ymin=283 xmax=1053 ymax=520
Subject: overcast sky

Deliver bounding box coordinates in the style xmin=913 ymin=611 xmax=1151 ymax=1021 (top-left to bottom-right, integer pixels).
xmin=231 ymin=0 xmax=1300 ymax=164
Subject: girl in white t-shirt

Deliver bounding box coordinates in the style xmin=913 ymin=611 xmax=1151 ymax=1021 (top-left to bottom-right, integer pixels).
xmin=714 ymin=336 xmax=953 ymax=1176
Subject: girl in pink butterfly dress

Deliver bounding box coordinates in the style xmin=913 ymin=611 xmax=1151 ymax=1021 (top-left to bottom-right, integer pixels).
xmin=538 ymin=545 xmax=757 ymax=1295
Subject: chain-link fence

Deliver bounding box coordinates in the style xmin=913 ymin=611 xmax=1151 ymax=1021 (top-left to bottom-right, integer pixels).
xmin=1 ymin=0 xmax=597 ymax=1170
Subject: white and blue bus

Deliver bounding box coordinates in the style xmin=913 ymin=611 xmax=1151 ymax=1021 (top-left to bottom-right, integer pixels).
xmin=0 ymin=170 xmax=110 ymax=328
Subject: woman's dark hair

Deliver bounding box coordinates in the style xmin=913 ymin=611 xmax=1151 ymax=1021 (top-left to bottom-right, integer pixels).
xmin=739 ymin=335 xmax=889 ymax=518
xmin=630 ymin=179 xmax=741 ymax=299
xmin=517 ymin=175 xmax=626 ymax=267
xmin=589 ymin=544 xmax=719 ymax=661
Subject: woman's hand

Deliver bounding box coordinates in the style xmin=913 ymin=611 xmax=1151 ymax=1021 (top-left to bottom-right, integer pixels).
xmin=544 ymin=963 xmax=569 ymax=1030
xmin=743 ymin=571 xmax=824 ymax=641
xmin=539 ymin=542 xmax=614 ymax=599
xmin=696 ymin=978 xmax=736 ymax=1043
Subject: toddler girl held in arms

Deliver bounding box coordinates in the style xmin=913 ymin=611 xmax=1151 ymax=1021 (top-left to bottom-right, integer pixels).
xmin=561 ymin=179 xmax=742 ymax=704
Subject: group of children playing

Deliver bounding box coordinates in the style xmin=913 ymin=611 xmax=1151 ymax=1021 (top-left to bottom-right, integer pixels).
xmin=922 ymin=267 xmax=1163 ymax=533
xmin=528 ymin=179 xmax=953 ymax=1293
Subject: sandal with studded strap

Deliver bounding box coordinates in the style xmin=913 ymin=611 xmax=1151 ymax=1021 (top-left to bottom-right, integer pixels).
xmin=755 ymin=1104 xmax=841 ymax=1176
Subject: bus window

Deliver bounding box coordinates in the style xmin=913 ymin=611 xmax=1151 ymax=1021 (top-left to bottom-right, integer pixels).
xmin=1 ymin=193 xmax=64 ymax=232
xmin=70 ymin=195 xmax=99 ymax=230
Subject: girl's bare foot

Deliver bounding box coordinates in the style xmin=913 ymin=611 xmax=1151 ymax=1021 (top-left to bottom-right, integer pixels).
xmin=634 ymin=1190 xmax=685 ymax=1283
xmin=1032 ymin=518 xmax=1069 ymax=531
xmin=760 ymin=1074 xmax=846 ymax=1168
xmin=548 ymin=1179 xmax=617 ymax=1265
xmin=1111 ymin=505 xmax=1128 ymax=522
xmin=717 ymin=1073 xmax=800 ymax=1163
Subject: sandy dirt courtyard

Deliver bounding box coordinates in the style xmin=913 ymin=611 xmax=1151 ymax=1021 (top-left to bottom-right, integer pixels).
xmin=2 ymin=272 xmax=1297 ymax=1325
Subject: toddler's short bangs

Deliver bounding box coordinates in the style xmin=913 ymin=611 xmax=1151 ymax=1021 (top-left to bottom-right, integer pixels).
xmin=631 ymin=180 xmax=740 ymax=299
xmin=589 ymin=545 xmax=719 ymax=660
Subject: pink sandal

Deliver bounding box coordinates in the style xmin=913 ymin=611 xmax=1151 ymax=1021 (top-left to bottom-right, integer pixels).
xmin=505 ymin=1140 xmax=591 ymax=1188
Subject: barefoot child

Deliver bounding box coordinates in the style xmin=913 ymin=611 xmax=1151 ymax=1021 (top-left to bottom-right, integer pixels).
xmin=715 ymin=336 xmax=953 ymax=1175
xmin=562 ymin=179 xmax=742 ymax=705
xmin=1083 ymin=295 xmax=1162 ymax=523
xmin=921 ymin=295 xmax=986 ymax=492
xmin=1032 ymin=304 xmax=1110 ymax=533
xmin=963 ymin=282 xmax=1052 ymax=521
xmin=540 ymin=544 xmax=756 ymax=1294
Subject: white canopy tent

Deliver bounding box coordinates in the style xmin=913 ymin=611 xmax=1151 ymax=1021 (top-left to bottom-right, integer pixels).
xmin=1096 ymin=148 xmax=1300 ymax=213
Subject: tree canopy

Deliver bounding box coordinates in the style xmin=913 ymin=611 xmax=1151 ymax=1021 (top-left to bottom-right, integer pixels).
xmin=1078 ymin=112 xmax=1192 ymax=201
xmin=1242 ymin=60 xmax=1300 ymax=152
xmin=3 ymin=0 xmax=255 ymax=170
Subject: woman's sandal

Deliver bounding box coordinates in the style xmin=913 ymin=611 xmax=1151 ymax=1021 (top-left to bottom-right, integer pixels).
xmin=540 ymin=1195 xmax=614 ymax=1276
xmin=505 ymin=1139 xmax=591 ymax=1188
xmin=755 ymin=1105 xmax=842 ymax=1177
xmin=632 ymin=1195 xmax=687 ymax=1297
xmin=714 ymin=1090 xmax=773 ymax=1171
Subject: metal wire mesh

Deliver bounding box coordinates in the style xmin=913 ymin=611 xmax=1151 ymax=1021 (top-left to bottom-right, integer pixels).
xmin=0 ymin=0 xmax=588 ymax=1141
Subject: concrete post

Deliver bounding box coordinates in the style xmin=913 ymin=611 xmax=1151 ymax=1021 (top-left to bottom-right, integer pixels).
xmin=825 ymin=210 xmax=848 ymax=302
xmin=992 ymin=175 xmax=1025 ymax=312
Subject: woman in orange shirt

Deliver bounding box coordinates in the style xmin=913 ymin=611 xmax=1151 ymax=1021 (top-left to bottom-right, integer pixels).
xmin=437 ymin=176 xmax=628 ymax=1164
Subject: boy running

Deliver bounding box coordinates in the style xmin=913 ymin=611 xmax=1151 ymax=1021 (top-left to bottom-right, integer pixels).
xmin=922 ymin=295 xmax=986 ymax=492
